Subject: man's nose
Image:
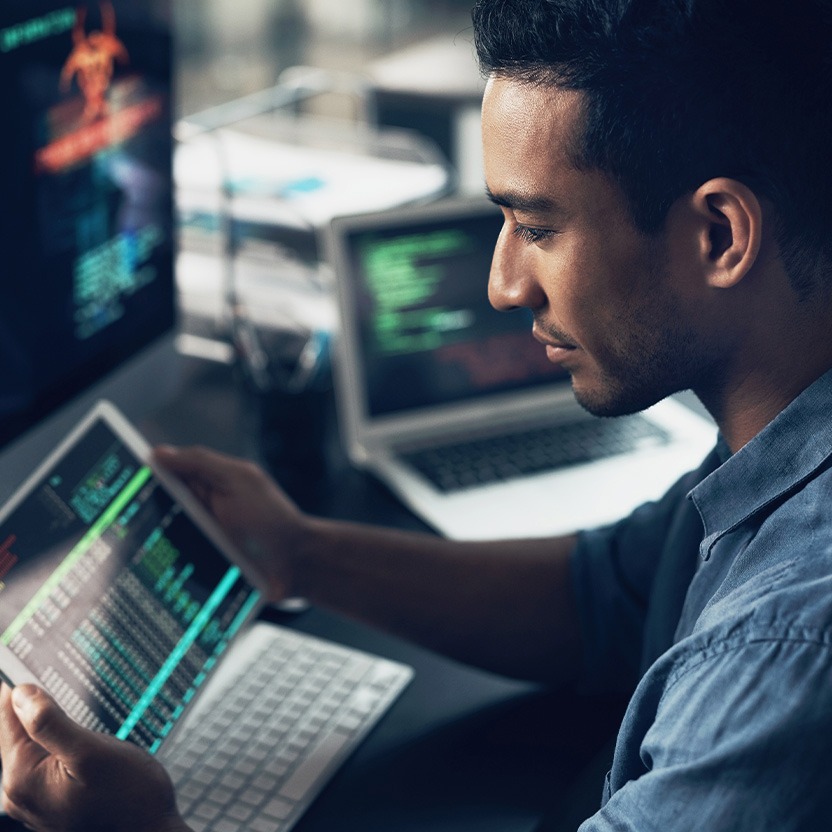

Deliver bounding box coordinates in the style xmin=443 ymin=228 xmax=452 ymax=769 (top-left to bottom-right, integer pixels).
xmin=488 ymin=225 xmax=546 ymax=312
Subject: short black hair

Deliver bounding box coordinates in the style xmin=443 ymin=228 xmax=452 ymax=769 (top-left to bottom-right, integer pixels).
xmin=472 ymin=0 xmax=832 ymax=296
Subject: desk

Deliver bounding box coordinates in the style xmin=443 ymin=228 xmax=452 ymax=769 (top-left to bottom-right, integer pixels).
xmin=0 ymin=353 xmax=625 ymax=832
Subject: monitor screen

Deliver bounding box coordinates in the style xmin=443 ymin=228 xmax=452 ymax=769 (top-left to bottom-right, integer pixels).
xmin=344 ymin=209 xmax=567 ymax=418
xmin=0 ymin=1 xmax=175 ymax=450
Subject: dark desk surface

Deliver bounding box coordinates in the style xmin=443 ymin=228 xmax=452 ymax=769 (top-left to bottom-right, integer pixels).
xmin=0 ymin=354 xmax=624 ymax=832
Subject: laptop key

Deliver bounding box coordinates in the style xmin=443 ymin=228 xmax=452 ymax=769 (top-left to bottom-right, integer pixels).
xmin=279 ymin=730 xmax=351 ymax=802
xmin=262 ymin=797 xmax=294 ymax=820
xmin=212 ymin=820 xmax=243 ymax=832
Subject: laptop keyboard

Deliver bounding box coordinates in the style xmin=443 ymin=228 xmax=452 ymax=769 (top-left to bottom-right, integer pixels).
xmin=159 ymin=623 xmax=413 ymax=832
xmin=402 ymin=414 xmax=670 ymax=493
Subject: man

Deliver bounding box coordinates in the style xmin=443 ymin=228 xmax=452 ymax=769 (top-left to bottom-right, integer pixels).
xmin=2 ymin=0 xmax=832 ymax=828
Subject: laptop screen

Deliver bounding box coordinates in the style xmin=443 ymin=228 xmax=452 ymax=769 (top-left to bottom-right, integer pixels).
xmin=0 ymin=413 xmax=259 ymax=752
xmin=341 ymin=207 xmax=567 ymax=418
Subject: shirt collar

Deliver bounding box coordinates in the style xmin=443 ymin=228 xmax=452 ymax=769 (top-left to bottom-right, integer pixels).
xmin=689 ymin=368 xmax=832 ymax=560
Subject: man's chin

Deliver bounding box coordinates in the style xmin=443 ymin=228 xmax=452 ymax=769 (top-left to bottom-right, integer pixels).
xmin=570 ymin=378 xmax=662 ymax=419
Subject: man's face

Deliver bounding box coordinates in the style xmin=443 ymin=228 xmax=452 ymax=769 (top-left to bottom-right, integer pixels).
xmin=482 ymin=77 xmax=707 ymax=417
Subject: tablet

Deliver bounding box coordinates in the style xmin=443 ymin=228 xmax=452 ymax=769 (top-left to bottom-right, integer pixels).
xmin=0 ymin=401 xmax=262 ymax=753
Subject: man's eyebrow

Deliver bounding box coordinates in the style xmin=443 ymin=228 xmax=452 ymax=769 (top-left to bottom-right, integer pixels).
xmin=484 ymin=186 xmax=561 ymax=215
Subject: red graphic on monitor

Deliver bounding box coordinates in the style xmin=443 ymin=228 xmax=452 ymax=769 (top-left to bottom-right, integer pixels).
xmin=0 ymin=535 xmax=19 ymax=584
xmin=60 ymin=3 xmax=129 ymax=122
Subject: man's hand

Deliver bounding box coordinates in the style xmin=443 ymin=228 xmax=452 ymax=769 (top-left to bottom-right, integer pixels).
xmin=0 ymin=684 xmax=190 ymax=832
xmin=153 ymin=445 xmax=308 ymax=602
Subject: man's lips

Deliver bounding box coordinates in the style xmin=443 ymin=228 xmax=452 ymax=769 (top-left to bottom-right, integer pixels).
xmin=544 ymin=344 xmax=576 ymax=363
xmin=533 ymin=328 xmax=577 ymax=353
xmin=532 ymin=328 xmax=577 ymax=364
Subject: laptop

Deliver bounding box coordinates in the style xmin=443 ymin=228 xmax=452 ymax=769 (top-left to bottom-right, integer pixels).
xmin=325 ymin=196 xmax=718 ymax=540
xmin=0 ymin=400 xmax=412 ymax=831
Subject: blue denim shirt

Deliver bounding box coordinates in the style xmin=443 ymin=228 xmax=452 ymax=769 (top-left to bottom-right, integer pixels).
xmin=572 ymin=370 xmax=832 ymax=830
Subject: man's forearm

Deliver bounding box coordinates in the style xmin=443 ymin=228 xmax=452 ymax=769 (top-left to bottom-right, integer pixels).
xmin=292 ymin=519 xmax=583 ymax=685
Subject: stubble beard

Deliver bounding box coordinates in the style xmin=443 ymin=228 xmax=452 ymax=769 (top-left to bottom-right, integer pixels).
xmin=568 ymin=286 xmax=708 ymax=419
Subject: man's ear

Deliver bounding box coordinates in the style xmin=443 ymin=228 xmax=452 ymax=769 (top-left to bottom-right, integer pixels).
xmin=689 ymin=177 xmax=763 ymax=289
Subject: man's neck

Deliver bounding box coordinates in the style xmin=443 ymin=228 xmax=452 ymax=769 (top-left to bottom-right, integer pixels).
xmin=696 ymin=296 xmax=832 ymax=453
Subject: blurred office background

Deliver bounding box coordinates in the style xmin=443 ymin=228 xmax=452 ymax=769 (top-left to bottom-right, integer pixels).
xmin=166 ymin=0 xmax=489 ymax=497
xmin=173 ymin=0 xmax=485 ymax=190
xmin=172 ymin=0 xmax=487 ymax=377
xmin=175 ymin=0 xmax=477 ymax=116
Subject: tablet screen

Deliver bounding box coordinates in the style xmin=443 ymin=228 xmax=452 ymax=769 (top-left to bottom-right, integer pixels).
xmin=0 ymin=409 xmax=260 ymax=752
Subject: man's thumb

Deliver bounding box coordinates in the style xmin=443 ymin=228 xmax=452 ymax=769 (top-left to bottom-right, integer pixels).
xmin=11 ymin=685 xmax=85 ymax=759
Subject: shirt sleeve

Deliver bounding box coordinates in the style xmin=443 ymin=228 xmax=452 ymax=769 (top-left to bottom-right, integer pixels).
xmin=570 ymin=451 xmax=719 ymax=695
xmin=577 ymin=635 xmax=832 ymax=831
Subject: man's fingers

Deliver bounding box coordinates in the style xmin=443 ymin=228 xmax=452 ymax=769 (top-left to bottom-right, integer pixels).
xmin=0 ymin=685 xmax=59 ymax=822
xmin=154 ymin=444 xmax=237 ymax=501
xmin=9 ymin=686 xmax=88 ymax=772
xmin=0 ymin=684 xmax=32 ymax=755
xmin=153 ymin=444 xmax=229 ymax=480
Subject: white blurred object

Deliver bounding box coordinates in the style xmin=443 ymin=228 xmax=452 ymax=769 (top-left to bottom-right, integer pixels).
xmin=173 ymin=78 xmax=450 ymax=370
xmin=175 ymin=123 xmax=449 ymax=229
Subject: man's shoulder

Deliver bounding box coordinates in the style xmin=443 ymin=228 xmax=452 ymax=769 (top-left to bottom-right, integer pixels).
xmin=693 ymin=546 xmax=832 ymax=659
xmin=663 ymin=541 xmax=832 ymax=701
xmin=635 ymin=560 xmax=832 ymax=749
xmin=694 ymin=464 xmax=832 ymax=635
xmin=609 ymin=549 xmax=832 ymax=830
xmin=613 ymin=593 xmax=832 ymax=830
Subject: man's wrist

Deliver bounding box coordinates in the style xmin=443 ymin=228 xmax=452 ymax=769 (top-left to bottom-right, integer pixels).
xmin=285 ymin=514 xmax=329 ymax=601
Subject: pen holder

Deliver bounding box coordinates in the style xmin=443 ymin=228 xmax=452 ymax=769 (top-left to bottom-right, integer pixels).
xmin=235 ymin=323 xmax=333 ymax=507
xmin=257 ymin=380 xmax=331 ymax=503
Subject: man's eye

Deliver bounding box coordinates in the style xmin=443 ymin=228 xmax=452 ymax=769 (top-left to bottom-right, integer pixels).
xmin=512 ymin=224 xmax=556 ymax=244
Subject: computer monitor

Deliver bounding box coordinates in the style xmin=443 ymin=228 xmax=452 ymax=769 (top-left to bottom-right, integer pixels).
xmin=0 ymin=1 xmax=178 ymax=501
